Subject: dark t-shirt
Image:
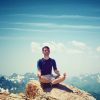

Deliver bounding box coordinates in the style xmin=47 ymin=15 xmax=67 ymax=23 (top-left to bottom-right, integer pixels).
xmin=37 ymin=58 xmax=57 ymax=75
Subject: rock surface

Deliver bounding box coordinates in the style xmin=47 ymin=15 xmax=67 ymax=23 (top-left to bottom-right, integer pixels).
xmin=0 ymin=80 xmax=96 ymax=100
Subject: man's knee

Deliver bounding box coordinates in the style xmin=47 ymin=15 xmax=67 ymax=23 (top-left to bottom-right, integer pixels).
xmin=59 ymin=75 xmax=65 ymax=81
xmin=39 ymin=76 xmax=51 ymax=83
xmin=40 ymin=76 xmax=48 ymax=80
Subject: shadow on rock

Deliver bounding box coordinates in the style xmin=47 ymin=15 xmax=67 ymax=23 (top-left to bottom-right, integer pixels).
xmin=53 ymin=84 xmax=73 ymax=92
xmin=41 ymin=83 xmax=73 ymax=93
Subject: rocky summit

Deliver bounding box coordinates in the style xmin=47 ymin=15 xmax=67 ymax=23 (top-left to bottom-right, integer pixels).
xmin=0 ymin=80 xmax=96 ymax=100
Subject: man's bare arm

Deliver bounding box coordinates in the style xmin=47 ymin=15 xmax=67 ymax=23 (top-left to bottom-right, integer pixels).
xmin=54 ymin=69 xmax=60 ymax=76
xmin=37 ymin=69 xmax=41 ymax=78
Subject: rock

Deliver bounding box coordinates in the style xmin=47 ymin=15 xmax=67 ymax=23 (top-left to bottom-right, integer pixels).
xmin=25 ymin=80 xmax=96 ymax=100
xmin=6 ymin=93 xmax=24 ymax=100
xmin=25 ymin=80 xmax=44 ymax=99
xmin=0 ymin=80 xmax=96 ymax=100
xmin=0 ymin=92 xmax=9 ymax=100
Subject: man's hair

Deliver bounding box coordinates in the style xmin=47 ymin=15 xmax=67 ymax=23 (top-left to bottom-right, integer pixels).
xmin=42 ymin=46 xmax=50 ymax=51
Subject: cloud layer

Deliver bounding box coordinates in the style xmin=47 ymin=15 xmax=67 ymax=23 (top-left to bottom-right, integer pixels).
xmin=31 ymin=41 xmax=99 ymax=55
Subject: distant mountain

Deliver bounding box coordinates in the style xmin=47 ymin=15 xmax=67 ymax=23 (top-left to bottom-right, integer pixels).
xmin=0 ymin=73 xmax=100 ymax=99
xmin=8 ymin=72 xmax=37 ymax=84
xmin=65 ymin=73 xmax=100 ymax=100
xmin=0 ymin=80 xmax=96 ymax=100
xmin=0 ymin=76 xmax=15 ymax=91
xmin=0 ymin=73 xmax=38 ymax=93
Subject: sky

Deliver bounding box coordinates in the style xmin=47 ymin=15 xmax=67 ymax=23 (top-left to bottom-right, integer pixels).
xmin=0 ymin=0 xmax=100 ymax=76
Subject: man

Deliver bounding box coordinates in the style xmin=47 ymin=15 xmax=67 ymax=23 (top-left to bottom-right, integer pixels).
xmin=37 ymin=46 xmax=66 ymax=86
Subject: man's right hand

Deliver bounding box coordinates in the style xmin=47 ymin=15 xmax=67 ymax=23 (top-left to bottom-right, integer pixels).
xmin=37 ymin=70 xmax=41 ymax=79
xmin=37 ymin=74 xmax=41 ymax=78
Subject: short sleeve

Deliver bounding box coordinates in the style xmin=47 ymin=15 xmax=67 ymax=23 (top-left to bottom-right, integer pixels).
xmin=52 ymin=59 xmax=57 ymax=70
xmin=37 ymin=59 xmax=41 ymax=70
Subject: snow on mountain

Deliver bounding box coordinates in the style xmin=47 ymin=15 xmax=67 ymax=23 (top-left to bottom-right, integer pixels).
xmin=9 ymin=74 xmax=24 ymax=83
xmin=0 ymin=72 xmax=100 ymax=99
xmin=97 ymin=74 xmax=100 ymax=83
xmin=5 ymin=73 xmax=37 ymax=83
xmin=0 ymin=73 xmax=37 ymax=93
xmin=65 ymin=73 xmax=100 ymax=100
xmin=0 ymin=87 xmax=9 ymax=94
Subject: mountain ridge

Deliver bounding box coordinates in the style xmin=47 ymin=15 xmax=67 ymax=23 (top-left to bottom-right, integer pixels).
xmin=0 ymin=80 xmax=96 ymax=100
xmin=0 ymin=73 xmax=99 ymax=99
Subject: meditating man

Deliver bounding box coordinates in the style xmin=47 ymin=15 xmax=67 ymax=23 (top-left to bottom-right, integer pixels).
xmin=37 ymin=46 xmax=66 ymax=86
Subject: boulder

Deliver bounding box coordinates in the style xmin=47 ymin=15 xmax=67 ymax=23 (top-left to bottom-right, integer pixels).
xmin=0 ymin=80 xmax=96 ymax=100
xmin=25 ymin=80 xmax=96 ymax=100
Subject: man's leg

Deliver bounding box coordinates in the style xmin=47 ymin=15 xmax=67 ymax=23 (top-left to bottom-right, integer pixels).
xmin=51 ymin=73 xmax=66 ymax=85
xmin=39 ymin=75 xmax=51 ymax=83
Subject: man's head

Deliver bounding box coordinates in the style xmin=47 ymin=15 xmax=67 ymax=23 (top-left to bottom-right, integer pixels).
xmin=42 ymin=46 xmax=50 ymax=56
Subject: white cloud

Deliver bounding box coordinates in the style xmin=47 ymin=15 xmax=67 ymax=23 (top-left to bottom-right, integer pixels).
xmin=31 ymin=41 xmax=66 ymax=53
xmin=13 ymin=23 xmax=100 ymax=30
xmin=31 ymin=41 xmax=89 ymax=55
xmin=0 ymin=22 xmax=100 ymax=30
xmin=30 ymin=41 xmax=100 ymax=76
xmin=31 ymin=42 xmax=41 ymax=52
xmin=96 ymin=46 xmax=100 ymax=52
xmin=44 ymin=42 xmax=66 ymax=52
xmin=12 ymin=14 xmax=100 ymax=20
xmin=42 ymin=42 xmax=56 ymax=52
xmin=0 ymin=28 xmax=50 ymax=32
xmin=66 ymin=49 xmax=84 ymax=54
xmin=70 ymin=40 xmax=87 ymax=50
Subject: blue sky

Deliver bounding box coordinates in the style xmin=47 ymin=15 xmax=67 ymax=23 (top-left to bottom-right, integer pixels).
xmin=0 ymin=0 xmax=100 ymax=76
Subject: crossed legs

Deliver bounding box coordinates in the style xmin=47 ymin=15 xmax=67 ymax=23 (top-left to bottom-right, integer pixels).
xmin=39 ymin=75 xmax=51 ymax=83
xmin=39 ymin=73 xmax=66 ymax=85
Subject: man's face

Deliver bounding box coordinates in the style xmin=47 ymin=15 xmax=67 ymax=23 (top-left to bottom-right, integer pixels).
xmin=42 ymin=48 xmax=50 ymax=56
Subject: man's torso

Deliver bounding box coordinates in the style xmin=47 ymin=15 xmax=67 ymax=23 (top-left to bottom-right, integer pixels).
xmin=37 ymin=58 xmax=57 ymax=75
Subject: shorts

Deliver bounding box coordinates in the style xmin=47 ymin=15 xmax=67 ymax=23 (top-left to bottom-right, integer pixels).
xmin=43 ymin=74 xmax=56 ymax=80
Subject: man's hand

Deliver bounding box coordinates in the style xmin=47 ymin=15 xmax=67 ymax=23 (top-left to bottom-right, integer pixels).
xmin=37 ymin=70 xmax=41 ymax=79
xmin=54 ymin=70 xmax=60 ymax=76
